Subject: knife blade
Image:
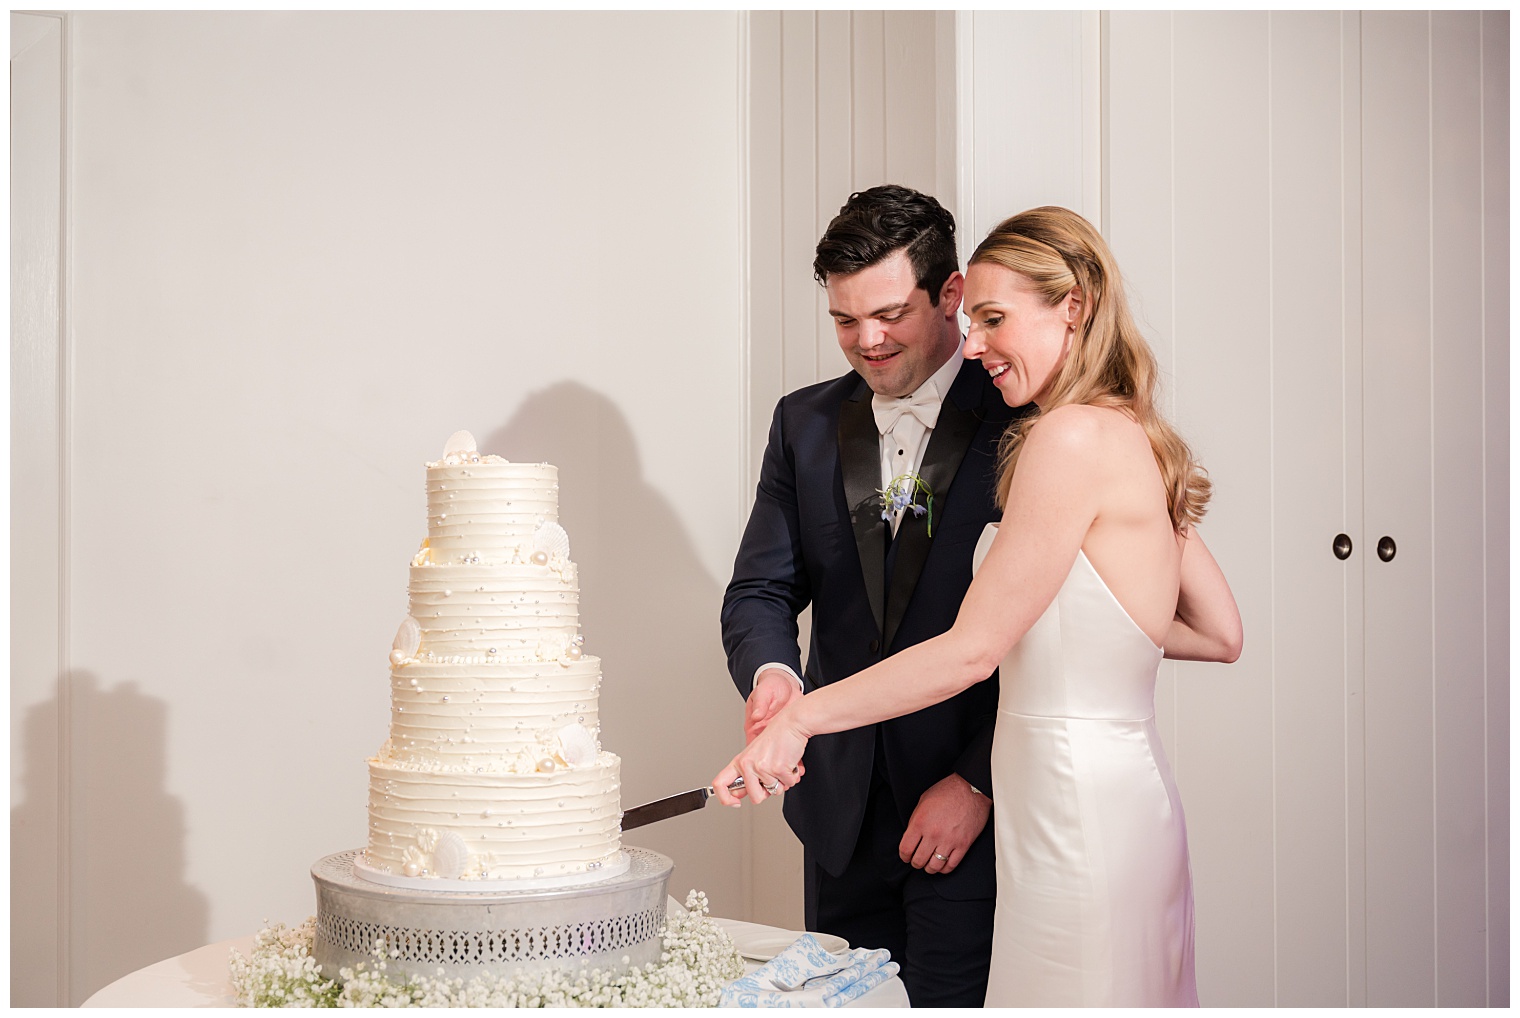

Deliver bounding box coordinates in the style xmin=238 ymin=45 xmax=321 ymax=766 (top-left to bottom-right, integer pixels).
xmin=621 ymin=778 xmax=747 ymax=831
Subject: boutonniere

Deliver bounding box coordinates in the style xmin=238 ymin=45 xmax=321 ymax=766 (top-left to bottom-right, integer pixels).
xmin=878 ymin=472 xmax=934 ymax=536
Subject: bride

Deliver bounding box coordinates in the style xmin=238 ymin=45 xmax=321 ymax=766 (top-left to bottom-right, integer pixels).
xmin=715 ymin=206 xmax=1242 ymax=1007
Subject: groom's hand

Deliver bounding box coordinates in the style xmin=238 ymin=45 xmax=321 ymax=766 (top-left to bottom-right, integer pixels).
xmin=745 ymin=669 xmax=803 ymax=743
xmin=900 ymin=773 xmax=990 ymax=876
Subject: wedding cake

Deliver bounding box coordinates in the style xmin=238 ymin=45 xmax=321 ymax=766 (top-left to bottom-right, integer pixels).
xmin=359 ymin=431 xmax=623 ymax=886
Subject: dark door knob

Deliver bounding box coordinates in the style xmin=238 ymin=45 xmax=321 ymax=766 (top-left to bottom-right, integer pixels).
xmin=1377 ymin=536 xmax=1397 ymax=562
xmin=1332 ymin=533 xmax=1353 ymax=560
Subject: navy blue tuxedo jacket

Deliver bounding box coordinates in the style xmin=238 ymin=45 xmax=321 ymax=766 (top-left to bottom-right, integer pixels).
xmin=722 ymin=357 xmax=1025 ymax=898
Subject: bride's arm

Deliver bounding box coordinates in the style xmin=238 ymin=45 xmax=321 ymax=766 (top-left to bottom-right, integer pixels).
xmin=714 ymin=406 xmax=1107 ymax=803
xmin=1162 ymin=527 xmax=1242 ymax=662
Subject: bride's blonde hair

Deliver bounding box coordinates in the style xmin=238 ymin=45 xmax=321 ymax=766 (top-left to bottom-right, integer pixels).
xmin=971 ymin=206 xmax=1210 ymax=531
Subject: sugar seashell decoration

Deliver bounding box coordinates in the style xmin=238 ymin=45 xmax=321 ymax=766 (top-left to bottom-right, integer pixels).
xmin=443 ymin=430 xmax=477 ymax=460
xmin=431 ymin=830 xmax=469 ymax=879
xmin=532 ymin=521 xmax=571 ymax=561
xmin=391 ymin=616 xmax=422 ymax=666
xmin=556 ymin=723 xmax=598 ymax=768
xmin=411 ymin=538 xmax=432 ymax=567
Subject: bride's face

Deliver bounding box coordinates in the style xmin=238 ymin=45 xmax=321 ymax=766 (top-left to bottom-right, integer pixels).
xmin=962 ymin=262 xmax=1080 ymax=409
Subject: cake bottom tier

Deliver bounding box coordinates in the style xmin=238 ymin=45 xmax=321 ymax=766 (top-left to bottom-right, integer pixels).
xmin=365 ymin=752 xmax=621 ymax=882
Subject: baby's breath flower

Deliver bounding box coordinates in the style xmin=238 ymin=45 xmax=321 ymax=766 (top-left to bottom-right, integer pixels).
xmin=229 ymin=890 xmax=742 ymax=1007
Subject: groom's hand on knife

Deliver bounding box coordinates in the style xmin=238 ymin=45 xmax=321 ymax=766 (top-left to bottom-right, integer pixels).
xmin=900 ymin=773 xmax=990 ymax=876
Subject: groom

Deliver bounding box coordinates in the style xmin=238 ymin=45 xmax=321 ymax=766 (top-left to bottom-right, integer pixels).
xmin=721 ymin=185 xmax=1026 ymax=1006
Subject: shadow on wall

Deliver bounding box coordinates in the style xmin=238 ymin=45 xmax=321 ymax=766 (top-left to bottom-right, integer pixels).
xmin=12 ymin=672 xmax=210 ymax=1005
xmin=484 ymin=382 xmax=751 ymax=913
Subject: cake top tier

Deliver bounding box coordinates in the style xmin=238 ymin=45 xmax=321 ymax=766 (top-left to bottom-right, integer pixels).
xmin=421 ymin=432 xmax=562 ymax=566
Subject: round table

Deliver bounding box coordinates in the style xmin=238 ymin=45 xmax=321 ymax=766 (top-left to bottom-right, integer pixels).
xmin=81 ymin=917 xmax=911 ymax=1008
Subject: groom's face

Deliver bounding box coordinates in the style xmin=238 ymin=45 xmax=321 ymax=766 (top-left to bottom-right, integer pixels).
xmin=827 ymin=249 xmax=963 ymax=399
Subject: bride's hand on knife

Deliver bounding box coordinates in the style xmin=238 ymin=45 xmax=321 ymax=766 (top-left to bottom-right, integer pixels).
xmin=713 ymin=705 xmax=810 ymax=805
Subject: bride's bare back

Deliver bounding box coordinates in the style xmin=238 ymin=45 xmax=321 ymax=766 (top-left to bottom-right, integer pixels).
xmin=1062 ymin=406 xmax=1181 ymax=648
xmin=978 ymin=401 xmax=1239 ymax=667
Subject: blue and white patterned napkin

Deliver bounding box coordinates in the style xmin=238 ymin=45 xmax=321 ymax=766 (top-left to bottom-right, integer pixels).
xmin=720 ymin=934 xmax=899 ymax=1008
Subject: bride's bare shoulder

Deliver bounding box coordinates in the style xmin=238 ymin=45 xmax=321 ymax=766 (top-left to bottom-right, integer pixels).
xmin=1024 ymin=404 xmax=1137 ymax=459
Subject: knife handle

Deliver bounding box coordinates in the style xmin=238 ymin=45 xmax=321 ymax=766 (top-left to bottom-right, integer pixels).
xmin=708 ymin=776 xmax=746 ymax=800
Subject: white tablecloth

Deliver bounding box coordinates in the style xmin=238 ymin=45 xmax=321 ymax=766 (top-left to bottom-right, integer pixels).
xmin=81 ymin=920 xmax=911 ymax=1008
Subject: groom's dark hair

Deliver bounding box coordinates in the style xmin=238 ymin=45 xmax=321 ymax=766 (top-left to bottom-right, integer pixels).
xmin=813 ymin=184 xmax=959 ymax=306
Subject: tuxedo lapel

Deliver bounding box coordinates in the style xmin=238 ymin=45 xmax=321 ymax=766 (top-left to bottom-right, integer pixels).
xmin=882 ymin=363 xmax=988 ymax=649
xmin=838 ymin=383 xmax=886 ymax=637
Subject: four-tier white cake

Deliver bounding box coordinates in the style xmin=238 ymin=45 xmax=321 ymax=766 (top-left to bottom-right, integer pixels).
xmin=360 ymin=431 xmax=624 ymax=886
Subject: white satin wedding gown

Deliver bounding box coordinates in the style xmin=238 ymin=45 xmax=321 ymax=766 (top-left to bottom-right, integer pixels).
xmin=973 ymin=524 xmax=1198 ymax=1007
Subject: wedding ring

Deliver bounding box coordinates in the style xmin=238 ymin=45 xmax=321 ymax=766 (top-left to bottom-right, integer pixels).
xmin=762 ymin=780 xmax=780 ymax=794
xmin=934 ymin=853 xmax=948 ymax=861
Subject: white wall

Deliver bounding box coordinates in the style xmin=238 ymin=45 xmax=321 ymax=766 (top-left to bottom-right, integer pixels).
xmin=12 ymin=11 xmax=745 ymax=1005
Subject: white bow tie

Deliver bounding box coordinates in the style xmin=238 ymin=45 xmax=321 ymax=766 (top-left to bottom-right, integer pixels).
xmin=872 ymin=389 xmax=943 ymax=436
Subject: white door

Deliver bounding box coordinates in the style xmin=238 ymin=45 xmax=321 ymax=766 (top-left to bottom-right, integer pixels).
xmin=1359 ymin=11 xmax=1504 ymax=1006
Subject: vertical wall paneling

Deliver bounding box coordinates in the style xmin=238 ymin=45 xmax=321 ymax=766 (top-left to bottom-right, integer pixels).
xmin=850 ymin=12 xmax=886 ymax=193
xmin=736 ymin=12 xmax=764 ymax=926
xmin=1267 ymin=11 xmax=1357 ymax=1005
xmin=1080 ymin=12 xmax=1103 ymax=224
xmin=1338 ymin=16 xmax=1369 ymax=1004
xmin=11 ymin=12 xmax=67 ymax=1006
xmin=780 ymin=14 xmax=821 ymax=399
xmin=743 ymin=10 xmax=947 ymax=932
xmin=882 ymin=12 xmax=938 ymax=201
xmin=1361 ymin=13 xmax=1437 ymax=1005
xmin=967 ymin=11 xmax=1098 ymax=245
xmin=1479 ymin=12 xmax=1510 ymax=1007
xmin=743 ymin=13 xmax=783 ymax=491
xmin=1428 ymin=12 xmax=1487 ymax=1006
xmin=814 ymin=13 xmax=853 ymax=384
xmin=1101 ymin=12 xmax=1179 ymax=758
xmin=933 ymin=12 xmax=958 ymax=220
xmin=953 ymin=11 xmax=976 ymax=265
xmin=1168 ymin=14 xmax=1276 ymax=1006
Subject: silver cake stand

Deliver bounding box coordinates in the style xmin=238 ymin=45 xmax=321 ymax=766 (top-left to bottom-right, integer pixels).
xmin=311 ymin=848 xmax=673 ymax=985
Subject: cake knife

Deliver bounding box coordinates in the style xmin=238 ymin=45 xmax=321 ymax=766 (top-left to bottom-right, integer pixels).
xmin=622 ymin=778 xmax=748 ymax=831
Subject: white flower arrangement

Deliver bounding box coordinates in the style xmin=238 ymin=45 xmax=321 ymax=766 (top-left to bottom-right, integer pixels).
xmin=229 ymin=890 xmax=743 ymax=1008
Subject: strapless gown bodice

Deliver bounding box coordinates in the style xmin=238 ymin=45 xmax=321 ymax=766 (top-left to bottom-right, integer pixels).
xmin=973 ymin=523 xmax=1197 ymax=1007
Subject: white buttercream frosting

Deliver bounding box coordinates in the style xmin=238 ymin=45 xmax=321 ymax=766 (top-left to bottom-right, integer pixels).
xmin=366 ymin=753 xmax=621 ymax=881
xmin=424 ymin=461 xmax=560 ymax=565
xmin=363 ymin=442 xmax=621 ymax=884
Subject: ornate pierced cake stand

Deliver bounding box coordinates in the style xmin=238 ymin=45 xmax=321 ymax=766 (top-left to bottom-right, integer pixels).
xmin=311 ymin=847 xmax=673 ymax=984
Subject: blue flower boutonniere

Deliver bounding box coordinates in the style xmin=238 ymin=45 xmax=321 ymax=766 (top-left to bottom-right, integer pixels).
xmin=878 ymin=473 xmax=934 ymax=536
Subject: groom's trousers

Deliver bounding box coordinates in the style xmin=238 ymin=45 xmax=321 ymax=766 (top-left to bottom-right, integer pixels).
xmin=803 ymin=753 xmax=995 ymax=1008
